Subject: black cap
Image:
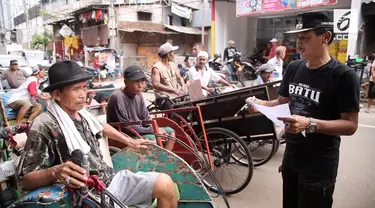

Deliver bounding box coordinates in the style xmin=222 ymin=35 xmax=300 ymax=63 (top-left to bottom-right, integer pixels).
xmin=10 ymin=60 xmax=18 ymax=65
xmin=285 ymin=12 xmax=333 ymax=34
xmin=124 ymin=66 xmax=146 ymax=81
xmin=43 ymin=61 xmax=93 ymax=92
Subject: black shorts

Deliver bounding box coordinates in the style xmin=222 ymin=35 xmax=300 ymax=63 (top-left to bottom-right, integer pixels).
xmin=368 ymin=81 xmax=375 ymax=99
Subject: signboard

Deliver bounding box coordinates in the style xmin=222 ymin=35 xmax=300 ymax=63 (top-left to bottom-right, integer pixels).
xmin=236 ymin=0 xmax=262 ymax=17
xmin=297 ymin=0 xmax=337 ymax=8
xmin=236 ymin=0 xmax=336 ymax=16
xmin=263 ymin=0 xmax=296 ymax=12
xmin=171 ymin=3 xmax=193 ymax=21
xmin=59 ymin=24 xmax=73 ymax=37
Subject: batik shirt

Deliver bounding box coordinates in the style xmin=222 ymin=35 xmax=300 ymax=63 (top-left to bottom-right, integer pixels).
xmin=17 ymin=111 xmax=114 ymax=185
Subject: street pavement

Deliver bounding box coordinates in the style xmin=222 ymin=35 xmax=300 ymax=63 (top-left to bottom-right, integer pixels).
xmin=109 ymin=78 xmax=375 ymax=208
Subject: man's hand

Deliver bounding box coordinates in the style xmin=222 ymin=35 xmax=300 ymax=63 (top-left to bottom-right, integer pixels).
xmin=174 ymin=89 xmax=185 ymax=96
xmin=278 ymin=115 xmax=310 ymax=134
xmin=207 ymin=88 xmax=215 ymax=94
xmin=128 ymin=138 xmax=152 ymax=149
xmin=158 ymin=128 xmax=167 ymax=134
xmin=246 ymin=96 xmax=262 ymax=113
xmin=53 ymin=161 xmax=88 ymax=188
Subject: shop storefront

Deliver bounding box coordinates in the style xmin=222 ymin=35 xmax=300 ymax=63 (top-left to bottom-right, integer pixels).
xmin=214 ymin=0 xmax=352 ymax=62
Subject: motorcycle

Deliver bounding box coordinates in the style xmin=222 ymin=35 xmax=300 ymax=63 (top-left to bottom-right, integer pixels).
xmin=248 ymin=48 xmax=267 ymax=67
xmin=223 ymin=52 xmax=257 ymax=87
xmin=82 ymin=65 xmax=99 ymax=82
xmin=102 ymin=64 xmax=120 ymax=81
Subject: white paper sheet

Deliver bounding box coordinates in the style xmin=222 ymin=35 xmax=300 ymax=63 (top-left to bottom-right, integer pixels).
xmin=246 ymin=97 xmax=306 ymax=136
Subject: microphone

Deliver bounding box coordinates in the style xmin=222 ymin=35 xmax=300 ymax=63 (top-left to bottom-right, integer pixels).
xmin=71 ymin=149 xmax=90 ymax=193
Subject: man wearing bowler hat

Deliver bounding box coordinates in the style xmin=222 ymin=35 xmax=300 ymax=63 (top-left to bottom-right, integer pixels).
xmin=248 ymin=12 xmax=360 ymax=208
xmin=18 ymin=61 xmax=177 ymax=208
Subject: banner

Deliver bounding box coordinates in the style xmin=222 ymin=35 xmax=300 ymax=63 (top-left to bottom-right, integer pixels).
xmin=171 ymin=3 xmax=193 ymax=21
xmin=263 ymin=0 xmax=296 ymax=12
xmin=297 ymin=0 xmax=337 ymax=8
xmin=236 ymin=0 xmax=262 ymax=17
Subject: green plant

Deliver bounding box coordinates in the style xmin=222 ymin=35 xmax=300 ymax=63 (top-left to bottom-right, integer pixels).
xmin=31 ymin=30 xmax=53 ymax=51
xmin=39 ymin=9 xmax=57 ymax=20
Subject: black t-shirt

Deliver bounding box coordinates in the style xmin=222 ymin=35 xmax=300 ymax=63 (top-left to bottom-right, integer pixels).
xmin=278 ymin=58 xmax=360 ymax=180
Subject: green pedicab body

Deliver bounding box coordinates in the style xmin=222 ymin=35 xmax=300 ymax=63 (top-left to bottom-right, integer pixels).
xmin=10 ymin=144 xmax=215 ymax=208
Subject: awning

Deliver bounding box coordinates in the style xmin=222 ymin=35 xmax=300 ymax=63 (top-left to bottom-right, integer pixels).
xmin=119 ymin=28 xmax=175 ymax=34
xmin=164 ymin=25 xmax=205 ymax=35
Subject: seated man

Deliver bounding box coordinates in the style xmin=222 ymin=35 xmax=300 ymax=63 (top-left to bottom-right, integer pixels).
xmin=151 ymin=42 xmax=187 ymax=110
xmin=0 ymin=59 xmax=29 ymax=89
xmin=17 ymin=61 xmax=177 ymax=208
xmin=107 ymin=66 xmax=176 ymax=151
xmin=7 ymin=66 xmax=50 ymax=124
xmin=188 ymin=51 xmax=232 ymax=96
xmin=250 ymin=63 xmax=274 ymax=87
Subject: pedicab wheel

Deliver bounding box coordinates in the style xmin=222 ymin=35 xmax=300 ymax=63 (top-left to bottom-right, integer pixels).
xmin=248 ymin=138 xmax=278 ymax=167
xmin=198 ymin=127 xmax=253 ymax=195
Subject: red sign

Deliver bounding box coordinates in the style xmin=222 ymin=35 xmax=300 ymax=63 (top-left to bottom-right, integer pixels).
xmin=263 ymin=0 xmax=296 ymax=12
xmin=297 ymin=0 xmax=337 ymax=8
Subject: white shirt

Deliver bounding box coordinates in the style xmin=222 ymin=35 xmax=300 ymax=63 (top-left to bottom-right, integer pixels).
xmin=188 ymin=66 xmax=221 ymax=96
xmin=8 ymin=76 xmax=39 ymax=104
xmin=371 ymin=61 xmax=375 ymax=82
xmin=267 ymin=56 xmax=283 ymax=81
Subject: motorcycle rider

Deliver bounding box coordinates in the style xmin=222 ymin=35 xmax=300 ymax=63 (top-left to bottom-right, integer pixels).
xmin=151 ymin=42 xmax=187 ymax=110
xmin=187 ymin=51 xmax=231 ymax=96
xmin=223 ymin=40 xmax=238 ymax=62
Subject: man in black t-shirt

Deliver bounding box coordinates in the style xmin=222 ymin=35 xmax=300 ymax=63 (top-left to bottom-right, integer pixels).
xmin=248 ymin=12 xmax=359 ymax=208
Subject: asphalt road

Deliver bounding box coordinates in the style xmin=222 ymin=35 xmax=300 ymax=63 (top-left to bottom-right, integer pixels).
xmin=112 ymin=79 xmax=375 ymax=208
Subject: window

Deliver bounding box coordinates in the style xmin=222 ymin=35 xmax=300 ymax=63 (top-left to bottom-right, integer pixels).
xmin=168 ymin=15 xmax=173 ymax=25
xmin=181 ymin=18 xmax=187 ymax=27
xmin=137 ymin=12 xmax=152 ymax=21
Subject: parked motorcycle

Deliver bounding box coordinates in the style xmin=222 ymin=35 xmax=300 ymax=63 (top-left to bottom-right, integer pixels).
xmin=102 ymin=64 xmax=120 ymax=81
xmin=83 ymin=66 xmax=99 ymax=82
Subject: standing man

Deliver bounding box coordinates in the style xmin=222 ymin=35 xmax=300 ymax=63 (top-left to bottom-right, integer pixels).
xmin=248 ymin=12 xmax=359 ymax=208
xmin=264 ymin=38 xmax=279 ymax=61
xmin=151 ymin=42 xmax=187 ymax=110
xmin=366 ymin=58 xmax=375 ymax=113
xmin=267 ymin=46 xmax=287 ymax=81
xmin=7 ymin=66 xmax=50 ymax=124
xmin=93 ymin=52 xmax=102 ymax=82
xmin=223 ymin=40 xmax=238 ymax=62
xmin=187 ymin=51 xmax=231 ymax=96
xmin=0 ymin=60 xmax=29 ymax=89
xmin=185 ymin=42 xmax=203 ymax=68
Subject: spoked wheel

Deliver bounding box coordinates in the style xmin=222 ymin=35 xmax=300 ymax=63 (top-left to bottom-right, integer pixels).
xmin=199 ymin=127 xmax=253 ymax=195
xmin=249 ymin=139 xmax=278 ymax=167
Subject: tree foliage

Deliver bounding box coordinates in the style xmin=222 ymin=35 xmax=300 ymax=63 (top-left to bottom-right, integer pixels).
xmin=31 ymin=30 xmax=53 ymax=51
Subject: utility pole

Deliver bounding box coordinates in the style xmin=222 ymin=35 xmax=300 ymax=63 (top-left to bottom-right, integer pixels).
xmin=201 ymin=0 xmax=205 ymax=46
xmin=24 ymin=0 xmax=30 ymax=49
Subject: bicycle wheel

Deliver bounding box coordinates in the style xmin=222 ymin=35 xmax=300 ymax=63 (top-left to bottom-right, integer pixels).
xmin=198 ymin=127 xmax=253 ymax=195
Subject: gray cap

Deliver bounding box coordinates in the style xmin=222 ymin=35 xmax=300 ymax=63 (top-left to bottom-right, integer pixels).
xmin=31 ymin=66 xmax=40 ymax=75
xmin=256 ymin=64 xmax=274 ymax=74
xmin=158 ymin=42 xmax=179 ymax=56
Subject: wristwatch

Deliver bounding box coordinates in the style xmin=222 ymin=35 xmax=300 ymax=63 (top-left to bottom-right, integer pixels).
xmin=307 ymin=117 xmax=317 ymax=134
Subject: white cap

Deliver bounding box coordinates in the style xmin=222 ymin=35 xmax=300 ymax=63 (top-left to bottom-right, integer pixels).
xmin=158 ymin=42 xmax=179 ymax=56
xmin=197 ymin=51 xmax=209 ymax=59
xmin=270 ymin=38 xmax=278 ymax=42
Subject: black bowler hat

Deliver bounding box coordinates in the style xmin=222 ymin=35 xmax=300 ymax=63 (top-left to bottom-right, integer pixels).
xmin=285 ymin=12 xmax=333 ymax=34
xmin=124 ymin=66 xmax=146 ymax=81
xmin=43 ymin=61 xmax=93 ymax=92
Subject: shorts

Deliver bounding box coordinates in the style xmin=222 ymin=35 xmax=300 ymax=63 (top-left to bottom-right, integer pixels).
xmin=368 ymin=81 xmax=375 ymax=98
xmin=107 ymin=170 xmax=158 ymax=208
xmin=8 ymin=100 xmax=41 ymax=113
xmin=141 ymin=126 xmax=175 ymax=140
